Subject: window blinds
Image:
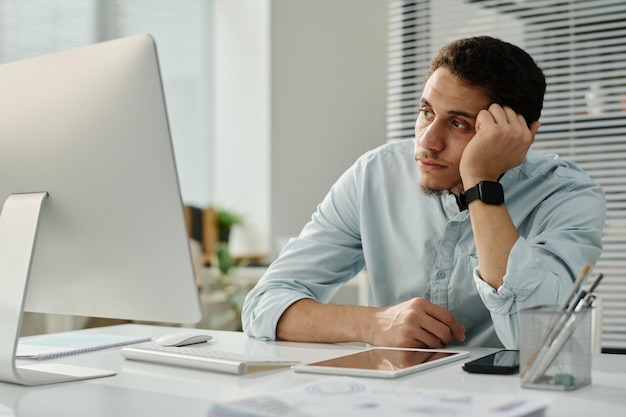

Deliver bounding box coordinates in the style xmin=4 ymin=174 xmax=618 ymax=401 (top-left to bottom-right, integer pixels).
xmin=0 ymin=1 xmax=94 ymax=62
xmin=387 ymin=0 xmax=626 ymax=351
xmin=112 ymin=0 xmax=214 ymax=205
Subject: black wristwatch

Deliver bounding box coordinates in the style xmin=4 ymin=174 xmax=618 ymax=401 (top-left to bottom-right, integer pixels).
xmin=461 ymin=181 xmax=504 ymax=206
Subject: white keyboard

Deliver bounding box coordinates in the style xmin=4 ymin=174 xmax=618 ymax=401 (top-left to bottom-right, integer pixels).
xmin=120 ymin=344 xmax=299 ymax=375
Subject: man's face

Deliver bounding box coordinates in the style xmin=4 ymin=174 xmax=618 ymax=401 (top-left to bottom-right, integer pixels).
xmin=413 ymin=67 xmax=492 ymax=196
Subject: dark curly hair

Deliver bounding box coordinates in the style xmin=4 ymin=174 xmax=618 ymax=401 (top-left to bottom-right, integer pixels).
xmin=427 ymin=36 xmax=546 ymax=127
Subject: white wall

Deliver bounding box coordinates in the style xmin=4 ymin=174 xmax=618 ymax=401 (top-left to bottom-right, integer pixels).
xmin=213 ymin=0 xmax=271 ymax=258
xmin=213 ymin=0 xmax=387 ymax=259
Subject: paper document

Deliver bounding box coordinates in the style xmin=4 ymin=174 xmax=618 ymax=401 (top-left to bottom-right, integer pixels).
xmin=17 ymin=332 xmax=150 ymax=360
xmin=207 ymin=376 xmax=550 ymax=417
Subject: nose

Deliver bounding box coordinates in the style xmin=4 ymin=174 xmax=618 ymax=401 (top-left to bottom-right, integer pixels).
xmin=416 ymin=118 xmax=446 ymax=152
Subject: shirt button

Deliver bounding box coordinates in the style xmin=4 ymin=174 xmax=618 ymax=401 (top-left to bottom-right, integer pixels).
xmin=436 ymin=271 xmax=446 ymax=279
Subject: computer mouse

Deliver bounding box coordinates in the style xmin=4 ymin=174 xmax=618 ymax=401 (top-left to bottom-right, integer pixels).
xmin=155 ymin=332 xmax=213 ymax=347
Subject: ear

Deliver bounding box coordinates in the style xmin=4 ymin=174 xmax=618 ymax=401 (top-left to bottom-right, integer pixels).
xmin=529 ymin=120 xmax=541 ymax=137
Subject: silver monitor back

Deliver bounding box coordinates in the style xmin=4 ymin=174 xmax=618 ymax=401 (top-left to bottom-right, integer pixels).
xmin=0 ymin=34 xmax=201 ymax=325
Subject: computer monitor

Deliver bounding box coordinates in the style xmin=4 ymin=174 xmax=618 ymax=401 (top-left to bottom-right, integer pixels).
xmin=0 ymin=34 xmax=202 ymax=385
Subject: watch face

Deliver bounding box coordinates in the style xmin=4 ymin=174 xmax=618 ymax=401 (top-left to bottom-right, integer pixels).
xmin=479 ymin=181 xmax=504 ymax=204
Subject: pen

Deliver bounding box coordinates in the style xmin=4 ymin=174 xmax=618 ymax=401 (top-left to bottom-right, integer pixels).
xmin=552 ymin=273 xmax=603 ymax=349
xmin=567 ymin=273 xmax=604 ymax=313
xmin=587 ymin=272 xmax=604 ymax=293
xmin=561 ymin=265 xmax=591 ymax=312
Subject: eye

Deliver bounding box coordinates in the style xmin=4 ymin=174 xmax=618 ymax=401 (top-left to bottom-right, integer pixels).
xmin=451 ymin=119 xmax=467 ymax=129
xmin=418 ymin=107 xmax=434 ymax=120
xmin=451 ymin=118 xmax=475 ymax=132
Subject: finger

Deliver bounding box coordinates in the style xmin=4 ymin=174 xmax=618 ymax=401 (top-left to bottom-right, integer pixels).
xmin=433 ymin=310 xmax=465 ymax=343
xmin=421 ymin=300 xmax=459 ymax=325
xmin=483 ymin=103 xmax=504 ymax=124
xmin=503 ymin=106 xmax=522 ymax=125
xmin=515 ymin=112 xmax=528 ymax=128
xmin=411 ymin=326 xmax=447 ymax=348
xmin=420 ymin=302 xmax=466 ymax=344
xmin=476 ymin=107 xmax=496 ymax=127
xmin=451 ymin=322 xmax=466 ymax=343
xmin=491 ymin=105 xmax=524 ymax=129
xmin=417 ymin=314 xmax=466 ymax=346
xmin=412 ymin=313 xmax=454 ymax=347
xmin=428 ymin=315 xmax=465 ymax=344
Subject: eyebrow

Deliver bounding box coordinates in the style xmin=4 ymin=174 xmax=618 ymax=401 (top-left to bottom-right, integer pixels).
xmin=419 ymin=98 xmax=477 ymax=119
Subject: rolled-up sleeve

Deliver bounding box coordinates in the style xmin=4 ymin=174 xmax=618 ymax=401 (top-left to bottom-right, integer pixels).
xmin=242 ymin=157 xmax=367 ymax=341
xmin=475 ymin=176 xmax=605 ymax=348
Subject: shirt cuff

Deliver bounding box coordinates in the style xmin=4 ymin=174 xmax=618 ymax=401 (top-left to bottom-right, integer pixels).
xmin=473 ymin=268 xmax=516 ymax=314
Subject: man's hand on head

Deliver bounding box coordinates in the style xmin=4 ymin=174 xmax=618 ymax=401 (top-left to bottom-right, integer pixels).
xmin=459 ymin=104 xmax=540 ymax=188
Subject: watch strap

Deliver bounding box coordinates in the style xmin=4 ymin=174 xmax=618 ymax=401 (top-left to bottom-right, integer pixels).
xmin=460 ymin=181 xmax=504 ymax=207
xmin=463 ymin=186 xmax=480 ymax=206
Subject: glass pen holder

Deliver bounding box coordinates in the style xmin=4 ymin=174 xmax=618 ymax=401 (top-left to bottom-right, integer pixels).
xmin=519 ymin=305 xmax=592 ymax=391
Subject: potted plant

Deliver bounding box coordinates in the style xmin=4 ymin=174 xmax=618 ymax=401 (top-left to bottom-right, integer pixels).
xmin=202 ymin=242 xmax=253 ymax=331
xmin=199 ymin=208 xmax=249 ymax=331
xmin=214 ymin=207 xmax=243 ymax=243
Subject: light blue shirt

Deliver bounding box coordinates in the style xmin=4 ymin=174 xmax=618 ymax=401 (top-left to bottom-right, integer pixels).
xmin=242 ymin=139 xmax=605 ymax=348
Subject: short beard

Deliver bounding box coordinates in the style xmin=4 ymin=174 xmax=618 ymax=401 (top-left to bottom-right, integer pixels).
xmin=421 ymin=185 xmax=450 ymax=198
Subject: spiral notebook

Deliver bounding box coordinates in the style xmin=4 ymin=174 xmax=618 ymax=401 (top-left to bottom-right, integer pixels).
xmin=17 ymin=332 xmax=151 ymax=360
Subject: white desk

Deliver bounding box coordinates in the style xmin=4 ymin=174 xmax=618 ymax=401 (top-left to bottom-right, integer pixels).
xmin=2 ymin=324 xmax=625 ymax=416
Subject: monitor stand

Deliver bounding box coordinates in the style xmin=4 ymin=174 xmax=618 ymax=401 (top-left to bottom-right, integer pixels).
xmin=0 ymin=192 xmax=116 ymax=386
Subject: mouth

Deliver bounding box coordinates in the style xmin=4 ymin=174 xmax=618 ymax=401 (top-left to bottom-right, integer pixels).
xmin=416 ymin=156 xmax=447 ymax=171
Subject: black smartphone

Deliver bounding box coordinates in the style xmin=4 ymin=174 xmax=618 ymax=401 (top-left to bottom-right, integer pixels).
xmin=462 ymin=350 xmax=520 ymax=375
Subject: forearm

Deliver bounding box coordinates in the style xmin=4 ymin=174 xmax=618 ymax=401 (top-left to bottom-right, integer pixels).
xmin=459 ymin=105 xmax=539 ymax=290
xmin=276 ymin=297 xmax=466 ymax=348
xmin=467 ymin=201 xmax=519 ymax=289
xmin=276 ymin=298 xmax=374 ymax=344
xmin=473 ymin=235 xmax=599 ymax=348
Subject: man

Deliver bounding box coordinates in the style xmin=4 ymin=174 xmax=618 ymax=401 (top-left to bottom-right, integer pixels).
xmin=242 ymin=36 xmax=605 ymax=349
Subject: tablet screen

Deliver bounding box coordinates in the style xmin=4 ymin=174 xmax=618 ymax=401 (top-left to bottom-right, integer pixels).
xmin=292 ymin=348 xmax=469 ymax=379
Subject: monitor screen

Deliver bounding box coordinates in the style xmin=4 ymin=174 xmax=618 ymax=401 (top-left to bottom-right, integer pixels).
xmin=0 ymin=35 xmax=202 ymax=328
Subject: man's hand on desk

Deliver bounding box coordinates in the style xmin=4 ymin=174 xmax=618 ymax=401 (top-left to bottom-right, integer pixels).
xmin=276 ymin=297 xmax=465 ymax=349
xmin=369 ymin=298 xmax=466 ymax=348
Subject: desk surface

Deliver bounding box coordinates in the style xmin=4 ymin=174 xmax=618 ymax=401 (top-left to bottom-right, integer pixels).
xmin=2 ymin=324 xmax=625 ymax=416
